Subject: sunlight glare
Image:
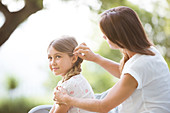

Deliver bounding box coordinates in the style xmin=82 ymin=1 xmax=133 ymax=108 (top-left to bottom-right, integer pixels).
xmin=0 ymin=12 xmax=5 ymax=28
xmin=2 ymin=0 xmax=25 ymax=12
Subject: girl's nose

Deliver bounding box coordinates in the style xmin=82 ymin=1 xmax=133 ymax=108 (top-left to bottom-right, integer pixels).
xmin=51 ymin=59 xmax=57 ymax=65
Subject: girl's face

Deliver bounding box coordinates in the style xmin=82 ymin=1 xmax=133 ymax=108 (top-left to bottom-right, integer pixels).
xmin=103 ymin=35 xmax=120 ymax=50
xmin=48 ymin=46 xmax=75 ymax=77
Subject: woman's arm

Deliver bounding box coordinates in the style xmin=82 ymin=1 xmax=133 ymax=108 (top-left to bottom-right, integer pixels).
xmin=55 ymin=73 xmax=138 ymax=112
xmin=49 ymin=103 xmax=70 ymax=113
xmin=53 ymin=104 xmax=70 ymax=113
xmin=49 ymin=104 xmax=55 ymax=113
xmin=74 ymin=43 xmax=121 ymax=78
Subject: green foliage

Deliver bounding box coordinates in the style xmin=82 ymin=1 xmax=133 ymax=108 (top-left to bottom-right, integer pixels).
xmin=43 ymin=71 xmax=62 ymax=91
xmin=165 ymin=57 xmax=170 ymax=69
xmin=0 ymin=97 xmax=43 ymax=113
xmin=98 ymin=41 xmax=122 ymax=62
xmin=5 ymin=74 xmax=19 ymax=91
xmin=98 ymin=0 xmax=127 ymax=13
xmin=82 ymin=61 xmax=118 ymax=93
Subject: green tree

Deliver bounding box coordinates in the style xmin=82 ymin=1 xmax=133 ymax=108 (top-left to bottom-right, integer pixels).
xmin=4 ymin=74 xmax=19 ymax=98
xmin=5 ymin=75 xmax=18 ymax=90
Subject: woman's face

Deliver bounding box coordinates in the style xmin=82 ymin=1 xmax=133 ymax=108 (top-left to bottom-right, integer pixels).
xmin=48 ymin=46 xmax=74 ymax=77
xmin=103 ymin=35 xmax=120 ymax=50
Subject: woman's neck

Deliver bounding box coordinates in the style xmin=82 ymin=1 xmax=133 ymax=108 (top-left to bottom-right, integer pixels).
xmin=124 ymin=49 xmax=136 ymax=58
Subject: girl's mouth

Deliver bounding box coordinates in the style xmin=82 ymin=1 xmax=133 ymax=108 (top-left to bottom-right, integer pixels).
xmin=53 ymin=67 xmax=59 ymax=71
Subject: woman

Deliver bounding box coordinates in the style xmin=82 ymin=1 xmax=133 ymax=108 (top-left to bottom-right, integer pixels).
xmin=54 ymin=6 xmax=170 ymax=113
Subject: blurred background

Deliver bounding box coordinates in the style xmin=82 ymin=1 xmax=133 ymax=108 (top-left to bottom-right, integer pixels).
xmin=0 ymin=0 xmax=170 ymax=113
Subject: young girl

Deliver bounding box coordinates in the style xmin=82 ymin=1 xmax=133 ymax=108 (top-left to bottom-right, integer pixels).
xmin=47 ymin=36 xmax=95 ymax=113
xmin=54 ymin=6 xmax=170 ymax=113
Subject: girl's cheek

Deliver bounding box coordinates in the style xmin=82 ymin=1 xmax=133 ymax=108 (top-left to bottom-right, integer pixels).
xmin=49 ymin=63 xmax=52 ymax=71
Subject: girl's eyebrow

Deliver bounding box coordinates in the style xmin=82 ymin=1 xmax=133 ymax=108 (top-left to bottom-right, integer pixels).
xmin=48 ymin=53 xmax=63 ymax=57
xmin=54 ymin=53 xmax=63 ymax=56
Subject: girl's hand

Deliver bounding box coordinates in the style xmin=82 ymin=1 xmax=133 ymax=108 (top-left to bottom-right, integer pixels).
xmin=53 ymin=86 xmax=70 ymax=105
xmin=74 ymin=43 xmax=98 ymax=62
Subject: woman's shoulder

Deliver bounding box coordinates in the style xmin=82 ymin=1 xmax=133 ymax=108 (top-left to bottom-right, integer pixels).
xmin=126 ymin=46 xmax=160 ymax=67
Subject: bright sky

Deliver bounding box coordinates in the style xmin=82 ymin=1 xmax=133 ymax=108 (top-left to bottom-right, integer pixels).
xmin=0 ymin=0 xmax=168 ymax=98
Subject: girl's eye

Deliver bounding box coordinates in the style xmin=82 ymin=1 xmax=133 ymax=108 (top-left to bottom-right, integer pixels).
xmin=56 ymin=56 xmax=61 ymax=58
xmin=48 ymin=56 xmax=52 ymax=60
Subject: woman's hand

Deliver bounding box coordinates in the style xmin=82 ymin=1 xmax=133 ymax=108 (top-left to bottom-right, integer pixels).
xmin=74 ymin=43 xmax=98 ymax=62
xmin=53 ymin=86 xmax=70 ymax=105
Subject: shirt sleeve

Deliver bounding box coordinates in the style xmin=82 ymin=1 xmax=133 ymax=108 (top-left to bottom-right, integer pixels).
xmin=122 ymin=67 xmax=142 ymax=89
xmin=121 ymin=56 xmax=147 ymax=89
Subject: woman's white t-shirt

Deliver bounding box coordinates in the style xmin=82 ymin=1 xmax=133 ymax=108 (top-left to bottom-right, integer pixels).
xmin=57 ymin=74 xmax=95 ymax=113
xmin=119 ymin=46 xmax=170 ymax=113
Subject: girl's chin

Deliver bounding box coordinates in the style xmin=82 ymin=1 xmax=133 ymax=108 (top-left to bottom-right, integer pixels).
xmin=53 ymin=72 xmax=60 ymax=76
xmin=54 ymin=73 xmax=65 ymax=77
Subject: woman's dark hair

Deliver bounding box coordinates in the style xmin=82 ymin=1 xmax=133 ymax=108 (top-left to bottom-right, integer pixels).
xmin=99 ymin=6 xmax=155 ymax=72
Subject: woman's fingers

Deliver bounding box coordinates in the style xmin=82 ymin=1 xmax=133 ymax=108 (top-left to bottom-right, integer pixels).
xmin=55 ymin=86 xmax=61 ymax=91
xmin=74 ymin=49 xmax=88 ymax=55
xmin=54 ymin=86 xmax=67 ymax=100
xmin=74 ymin=43 xmax=89 ymax=52
xmin=74 ymin=43 xmax=93 ymax=59
xmin=55 ymin=101 xmax=67 ymax=105
xmin=74 ymin=42 xmax=98 ymax=62
xmin=53 ymin=86 xmax=70 ymax=105
xmin=74 ymin=49 xmax=90 ymax=60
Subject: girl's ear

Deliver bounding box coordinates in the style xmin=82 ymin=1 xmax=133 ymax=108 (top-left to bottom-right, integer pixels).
xmin=71 ymin=55 xmax=78 ymax=64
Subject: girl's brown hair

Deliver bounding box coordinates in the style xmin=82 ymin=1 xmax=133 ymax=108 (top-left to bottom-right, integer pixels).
xmin=47 ymin=36 xmax=83 ymax=83
xmin=99 ymin=6 xmax=155 ymax=72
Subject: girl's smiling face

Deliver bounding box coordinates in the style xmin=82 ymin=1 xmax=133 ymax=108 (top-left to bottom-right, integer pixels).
xmin=48 ymin=46 xmax=74 ymax=77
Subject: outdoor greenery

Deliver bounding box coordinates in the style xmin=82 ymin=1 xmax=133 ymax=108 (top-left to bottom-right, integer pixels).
xmin=0 ymin=97 xmax=40 ymax=113
xmin=0 ymin=0 xmax=170 ymax=113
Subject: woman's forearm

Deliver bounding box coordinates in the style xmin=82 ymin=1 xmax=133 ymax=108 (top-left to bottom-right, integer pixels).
xmin=49 ymin=103 xmax=69 ymax=113
xmin=49 ymin=104 xmax=55 ymax=113
xmin=67 ymin=97 xmax=107 ymax=113
xmin=64 ymin=74 xmax=137 ymax=112
xmin=94 ymin=54 xmax=121 ymax=78
xmin=55 ymin=74 xmax=138 ymax=113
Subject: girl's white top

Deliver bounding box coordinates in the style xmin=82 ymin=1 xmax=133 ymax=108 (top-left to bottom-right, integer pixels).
xmin=57 ymin=74 xmax=95 ymax=113
xmin=119 ymin=46 xmax=170 ymax=113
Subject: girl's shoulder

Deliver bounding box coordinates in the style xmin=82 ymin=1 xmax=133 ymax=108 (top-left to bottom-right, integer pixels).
xmin=61 ymin=74 xmax=94 ymax=98
xmin=61 ymin=74 xmax=83 ymax=88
